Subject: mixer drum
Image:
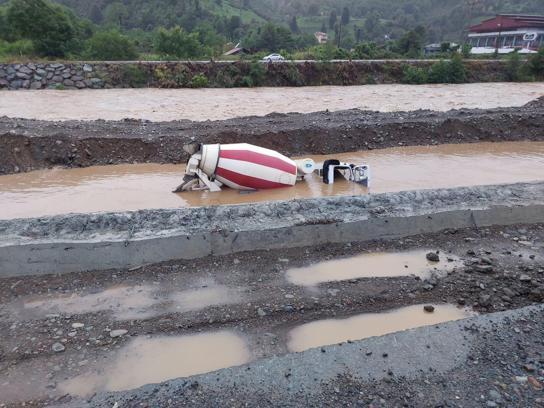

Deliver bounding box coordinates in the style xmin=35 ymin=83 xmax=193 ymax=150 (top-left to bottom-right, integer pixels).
xmin=200 ymin=143 xmax=298 ymax=190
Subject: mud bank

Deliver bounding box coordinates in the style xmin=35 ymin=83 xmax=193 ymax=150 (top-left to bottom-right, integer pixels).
xmin=60 ymin=304 xmax=544 ymax=408
xmin=2 ymin=96 xmax=544 ymax=175
xmin=1 ymin=182 xmax=543 ymax=277
xmin=1 ymin=221 xmax=543 ymax=407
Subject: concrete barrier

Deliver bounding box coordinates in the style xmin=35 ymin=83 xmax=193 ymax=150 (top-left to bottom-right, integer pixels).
xmin=1 ymin=182 xmax=543 ymax=277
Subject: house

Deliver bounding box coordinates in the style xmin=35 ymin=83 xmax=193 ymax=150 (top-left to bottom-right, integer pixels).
xmin=223 ymin=47 xmax=250 ymax=56
xmin=468 ymin=14 xmax=544 ymax=54
xmin=314 ymin=32 xmax=328 ymax=44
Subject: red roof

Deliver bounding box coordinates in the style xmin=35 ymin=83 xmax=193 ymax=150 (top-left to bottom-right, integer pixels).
xmin=469 ymin=15 xmax=544 ymax=33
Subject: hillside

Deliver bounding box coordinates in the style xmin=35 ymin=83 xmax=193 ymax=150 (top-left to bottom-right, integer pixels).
xmin=48 ymin=0 xmax=544 ymax=42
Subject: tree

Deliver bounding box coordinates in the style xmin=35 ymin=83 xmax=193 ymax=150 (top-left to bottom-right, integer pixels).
xmin=320 ymin=21 xmax=327 ymax=33
xmin=89 ymin=4 xmax=103 ymax=24
xmin=104 ymin=1 xmax=129 ymax=28
xmin=6 ymin=0 xmax=76 ymax=57
xmin=394 ymin=26 xmax=426 ymax=57
xmin=289 ymin=16 xmax=299 ymax=34
xmin=528 ymin=48 xmax=544 ymax=77
xmin=85 ymin=30 xmax=138 ymax=60
xmin=154 ymin=26 xmax=206 ymax=59
xmin=328 ymin=10 xmax=337 ymax=31
xmin=341 ymin=7 xmax=350 ymax=26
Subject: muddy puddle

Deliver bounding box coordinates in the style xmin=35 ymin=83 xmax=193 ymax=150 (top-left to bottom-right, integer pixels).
xmin=18 ymin=284 xmax=240 ymax=321
xmin=1 ymin=83 xmax=543 ymax=121
xmin=59 ymin=331 xmax=251 ymax=396
xmin=1 ymin=141 xmax=544 ymax=219
xmin=286 ymin=250 xmax=461 ymax=286
xmin=287 ymin=304 xmax=475 ymax=352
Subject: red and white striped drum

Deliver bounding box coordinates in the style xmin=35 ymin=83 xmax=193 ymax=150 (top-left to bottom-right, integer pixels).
xmin=199 ymin=143 xmax=297 ymax=190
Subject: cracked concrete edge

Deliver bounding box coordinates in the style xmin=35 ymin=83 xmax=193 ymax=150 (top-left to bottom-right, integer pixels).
xmin=1 ymin=182 xmax=543 ymax=277
xmin=1 ymin=181 xmax=543 ymax=245
xmin=58 ymin=304 xmax=544 ymax=408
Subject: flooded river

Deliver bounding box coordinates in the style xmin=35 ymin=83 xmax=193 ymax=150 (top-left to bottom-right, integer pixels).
xmin=1 ymin=83 xmax=543 ymax=121
xmin=1 ymin=141 xmax=544 ymax=219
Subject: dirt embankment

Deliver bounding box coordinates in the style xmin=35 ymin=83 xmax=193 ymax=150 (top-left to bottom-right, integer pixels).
xmin=1 ymin=97 xmax=544 ymax=175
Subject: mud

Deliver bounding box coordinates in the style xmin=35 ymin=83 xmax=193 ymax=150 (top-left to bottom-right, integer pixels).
xmin=2 ymin=83 xmax=543 ymax=122
xmin=1 ymin=142 xmax=543 ymax=219
xmin=286 ymin=304 xmax=475 ymax=352
xmin=285 ymin=249 xmax=462 ymax=286
xmin=0 ymin=223 xmax=542 ymax=406
xmin=1 ymin=96 xmax=544 ymax=175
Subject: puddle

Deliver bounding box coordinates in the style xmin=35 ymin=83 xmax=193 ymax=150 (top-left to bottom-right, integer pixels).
xmin=286 ymin=250 xmax=461 ymax=286
xmin=22 ymin=285 xmax=158 ymax=320
xmin=20 ymin=284 xmax=239 ymax=321
xmin=1 ymin=83 xmax=543 ymax=121
xmin=1 ymin=141 xmax=544 ymax=219
xmin=170 ymin=286 xmax=239 ymax=313
xmin=59 ymin=331 xmax=251 ymax=396
xmin=287 ymin=304 xmax=475 ymax=352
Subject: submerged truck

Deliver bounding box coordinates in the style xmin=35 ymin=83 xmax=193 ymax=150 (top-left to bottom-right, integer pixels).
xmin=174 ymin=143 xmax=369 ymax=192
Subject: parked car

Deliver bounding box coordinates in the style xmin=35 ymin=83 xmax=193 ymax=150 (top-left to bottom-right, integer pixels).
xmin=262 ymin=53 xmax=285 ymax=62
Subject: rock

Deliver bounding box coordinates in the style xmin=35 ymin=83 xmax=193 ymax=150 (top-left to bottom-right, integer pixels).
xmin=109 ymin=329 xmax=128 ymax=338
xmin=519 ymin=274 xmax=531 ymax=282
xmin=488 ymin=389 xmax=501 ymax=402
xmin=30 ymin=81 xmax=42 ymax=89
xmin=485 ymin=402 xmax=497 ymax=408
xmin=257 ymin=308 xmax=266 ymax=317
xmin=479 ymin=294 xmax=492 ymax=307
xmin=52 ymin=342 xmax=65 ymax=352
xmin=473 ymin=264 xmax=494 ymax=274
xmin=83 ymin=64 xmax=93 ymax=72
xmin=63 ymin=79 xmax=75 ymax=86
xmin=515 ymin=376 xmax=528 ymax=383
xmin=18 ymin=66 xmax=33 ymax=74
xmin=423 ymin=305 xmax=435 ymax=313
xmin=72 ymin=323 xmax=84 ymax=329
xmin=75 ymin=81 xmax=86 ymax=89
xmin=426 ymin=252 xmax=440 ymax=262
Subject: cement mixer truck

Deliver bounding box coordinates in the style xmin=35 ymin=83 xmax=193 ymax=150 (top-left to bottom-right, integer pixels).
xmin=174 ymin=143 xmax=369 ymax=192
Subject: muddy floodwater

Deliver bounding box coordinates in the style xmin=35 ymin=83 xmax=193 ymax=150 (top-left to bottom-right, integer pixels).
xmin=59 ymin=332 xmax=251 ymax=396
xmin=1 ymin=141 xmax=544 ymax=219
xmin=1 ymin=83 xmax=543 ymax=121
xmin=287 ymin=304 xmax=475 ymax=352
xmin=286 ymin=249 xmax=462 ymax=286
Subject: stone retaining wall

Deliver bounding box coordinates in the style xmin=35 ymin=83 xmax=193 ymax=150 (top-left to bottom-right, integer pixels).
xmin=0 ymin=62 xmax=105 ymax=90
xmin=0 ymin=59 xmax=514 ymax=90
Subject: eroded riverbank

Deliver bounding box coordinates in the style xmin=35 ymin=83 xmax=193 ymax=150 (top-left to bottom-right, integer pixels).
xmin=1 ymin=95 xmax=544 ymax=175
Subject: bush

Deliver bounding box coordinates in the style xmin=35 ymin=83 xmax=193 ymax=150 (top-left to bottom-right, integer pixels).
xmin=154 ymin=26 xmax=207 ymax=59
xmin=120 ymin=64 xmax=147 ymax=87
xmin=505 ymin=51 xmax=525 ymax=81
xmin=528 ymin=48 xmax=544 ymax=77
xmin=428 ymin=55 xmax=466 ymax=83
xmin=0 ymin=39 xmax=34 ymax=58
xmin=189 ymin=73 xmax=208 ymax=88
xmin=7 ymin=0 xmax=77 ymax=57
xmin=85 ymin=30 xmax=138 ymax=61
xmin=242 ymin=62 xmax=266 ymax=87
xmin=402 ymin=65 xmax=428 ymax=84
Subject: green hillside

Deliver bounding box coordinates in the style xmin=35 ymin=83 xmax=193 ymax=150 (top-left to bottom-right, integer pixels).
xmin=1 ymin=0 xmax=544 ymax=61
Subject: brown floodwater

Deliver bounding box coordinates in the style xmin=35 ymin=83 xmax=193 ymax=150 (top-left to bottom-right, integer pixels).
xmin=1 ymin=142 xmax=544 ymax=219
xmin=59 ymin=331 xmax=252 ymax=396
xmin=1 ymin=83 xmax=543 ymax=121
xmin=286 ymin=250 xmax=462 ymax=286
xmin=287 ymin=304 xmax=475 ymax=352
